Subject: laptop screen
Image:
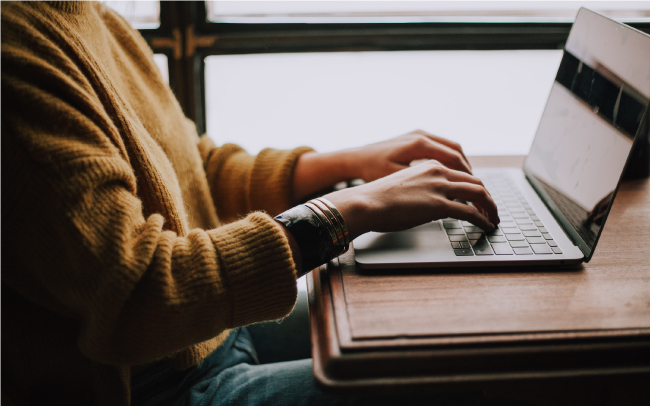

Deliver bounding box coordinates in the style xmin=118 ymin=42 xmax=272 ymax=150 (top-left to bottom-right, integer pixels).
xmin=523 ymin=8 xmax=650 ymax=261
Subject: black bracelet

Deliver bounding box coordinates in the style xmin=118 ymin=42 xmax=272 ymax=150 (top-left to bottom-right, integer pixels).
xmin=274 ymin=205 xmax=340 ymax=275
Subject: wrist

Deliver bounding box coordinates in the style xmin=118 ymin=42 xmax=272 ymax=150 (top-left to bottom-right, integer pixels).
xmin=292 ymin=149 xmax=361 ymax=203
xmin=322 ymin=188 xmax=372 ymax=241
xmin=328 ymin=147 xmax=368 ymax=181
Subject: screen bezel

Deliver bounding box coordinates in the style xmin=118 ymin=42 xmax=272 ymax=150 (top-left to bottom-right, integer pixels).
xmin=522 ymin=8 xmax=650 ymax=262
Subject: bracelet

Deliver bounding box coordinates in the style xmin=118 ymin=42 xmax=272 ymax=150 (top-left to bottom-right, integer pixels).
xmin=304 ymin=202 xmax=340 ymax=249
xmin=317 ymin=197 xmax=350 ymax=248
xmin=305 ymin=200 xmax=346 ymax=254
xmin=305 ymin=199 xmax=349 ymax=256
xmin=274 ymin=200 xmax=350 ymax=274
xmin=274 ymin=205 xmax=340 ymax=273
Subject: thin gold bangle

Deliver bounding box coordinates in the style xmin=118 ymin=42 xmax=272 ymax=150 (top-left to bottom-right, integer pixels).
xmin=304 ymin=202 xmax=341 ymax=253
xmin=317 ymin=198 xmax=350 ymax=247
xmin=308 ymin=199 xmax=345 ymax=251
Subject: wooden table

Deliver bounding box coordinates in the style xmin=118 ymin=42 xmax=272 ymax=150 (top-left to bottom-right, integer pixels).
xmin=307 ymin=156 xmax=650 ymax=404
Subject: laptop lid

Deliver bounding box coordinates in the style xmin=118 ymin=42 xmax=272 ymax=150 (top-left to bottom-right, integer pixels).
xmin=523 ymin=8 xmax=650 ymax=262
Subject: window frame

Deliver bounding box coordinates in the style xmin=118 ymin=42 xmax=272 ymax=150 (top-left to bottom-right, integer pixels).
xmin=139 ymin=1 xmax=650 ymax=135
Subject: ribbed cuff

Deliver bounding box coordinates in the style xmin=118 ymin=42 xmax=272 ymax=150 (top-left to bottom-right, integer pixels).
xmin=249 ymin=147 xmax=315 ymax=216
xmin=208 ymin=212 xmax=298 ymax=327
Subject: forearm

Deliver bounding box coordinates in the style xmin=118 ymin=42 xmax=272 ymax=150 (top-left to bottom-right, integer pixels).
xmin=291 ymin=150 xmax=360 ymax=203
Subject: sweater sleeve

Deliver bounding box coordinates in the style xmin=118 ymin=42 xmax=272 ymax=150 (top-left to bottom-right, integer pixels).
xmin=197 ymin=135 xmax=314 ymax=223
xmin=2 ymin=7 xmax=298 ymax=367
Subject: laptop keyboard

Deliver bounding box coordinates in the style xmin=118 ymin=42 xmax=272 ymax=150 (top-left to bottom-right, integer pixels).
xmin=444 ymin=174 xmax=563 ymax=256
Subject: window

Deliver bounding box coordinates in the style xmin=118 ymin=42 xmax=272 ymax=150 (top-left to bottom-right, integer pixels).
xmin=205 ymin=50 xmax=562 ymax=156
xmin=110 ymin=1 xmax=650 ymax=147
xmin=207 ymin=1 xmax=650 ymax=24
xmin=105 ymin=1 xmax=160 ymax=29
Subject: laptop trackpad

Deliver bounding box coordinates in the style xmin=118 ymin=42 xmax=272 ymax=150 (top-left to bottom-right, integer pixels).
xmin=353 ymin=221 xmax=451 ymax=265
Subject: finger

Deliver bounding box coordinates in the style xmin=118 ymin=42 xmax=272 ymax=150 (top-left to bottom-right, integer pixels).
xmin=413 ymin=139 xmax=472 ymax=174
xmin=410 ymin=158 xmax=438 ymax=167
xmin=413 ymin=130 xmax=471 ymax=170
xmin=441 ymin=168 xmax=486 ymax=189
xmin=443 ymin=183 xmax=500 ymax=226
xmin=443 ymin=170 xmax=496 ymax=202
xmin=443 ymin=200 xmax=495 ymax=232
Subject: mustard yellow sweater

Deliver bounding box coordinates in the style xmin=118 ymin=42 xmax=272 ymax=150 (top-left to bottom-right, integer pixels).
xmin=1 ymin=2 xmax=312 ymax=405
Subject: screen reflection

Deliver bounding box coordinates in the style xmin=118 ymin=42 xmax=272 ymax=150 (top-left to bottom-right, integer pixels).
xmin=524 ymin=8 xmax=649 ymax=252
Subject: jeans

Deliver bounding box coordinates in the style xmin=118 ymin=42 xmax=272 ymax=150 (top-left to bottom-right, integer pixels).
xmin=131 ymin=290 xmax=522 ymax=406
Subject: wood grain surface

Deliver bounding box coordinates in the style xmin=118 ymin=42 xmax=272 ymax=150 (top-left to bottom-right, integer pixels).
xmin=336 ymin=156 xmax=650 ymax=343
xmin=308 ymin=156 xmax=650 ymax=403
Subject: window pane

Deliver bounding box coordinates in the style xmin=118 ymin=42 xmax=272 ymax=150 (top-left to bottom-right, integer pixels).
xmin=152 ymin=54 xmax=169 ymax=84
xmin=105 ymin=1 xmax=160 ymax=29
xmin=205 ymin=50 xmax=563 ymax=156
xmin=208 ymin=1 xmax=650 ymax=23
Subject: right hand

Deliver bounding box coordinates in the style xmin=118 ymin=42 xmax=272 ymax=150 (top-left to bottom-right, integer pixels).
xmin=324 ymin=160 xmax=499 ymax=241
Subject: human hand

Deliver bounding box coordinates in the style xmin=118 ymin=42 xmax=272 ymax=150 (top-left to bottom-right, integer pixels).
xmin=291 ymin=129 xmax=472 ymax=203
xmin=343 ymin=129 xmax=472 ymax=182
xmin=324 ymin=160 xmax=499 ymax=241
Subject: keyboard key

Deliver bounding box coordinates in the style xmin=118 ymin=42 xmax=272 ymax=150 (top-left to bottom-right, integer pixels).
xmin=506 ymin=233 xmax=525 ymax=241
xmin=499 ymin=222 xmax=517 ymax=228
xmin=515 ymin=218 xmax=533 ymax=224
xmin=523 ymin=230 xmax=541 ymax=237
xmin=473 ymin=240 xmax=494 ymax=255
xmin=488 ymin=235 xmax=507 ymax=243
xmin=530 ymin=215 xmax=540 ymax=221
xmin=499 ymin=216 xmax=513 ymax=222
xmin=467 ymin=232 xmax=484 ymax=240
xmin=518 ymin=224 xmax=538 ymax=231
xmin=534 ymin=221 xmax=545 ymax=227
xmin=459 ymin=241 xmax=471 ymax=249
xmin=543 ymin=233 xmax=553 ymax=240
xmin=487 ymin=229 xmax=503 ymax=236
xmin=461 ymin=221 xmax=474 ymax=227
xmin=446 ymin=229 xmax=466 ymax=235
xmin=512 ymin=213 xmax=529 ymax=219
xmin=501 ymin=227 xmax=519 ymax=233
xmin=547 ymin=240 xmax=558 ymax=247
xmin=464 ymin=226 xmax=483 ymax=233
xmin=443 ymin=221 xmax=462 ymax=229
xmin=509 ymin=208 xmax=526 ymax=213
xmin=552 ymin=247 xmax=563 ymax=254
xmin=449 ymin=235 xmax=469 ymax=242
xmin=531 ymin=244 xmax=553 ymax=254
xmin=454 ymin=248 xmax=474 ymax=256
xmin=526 ymin=209 xmax=537 ymax=215
xmin=491 ymin=242 xmax=514 ymax=255
xmin=526 ymin=237 xmax=546 ymax=244
xmin=538 ymin=227 xmax=548 ymax=233
xmin=509 ymin=241 xmax=529 ymax=248
xmin=513 ymin=247 xmax=533 ymax=255
xmin=451 ymin=241 xmax=462 ymax=249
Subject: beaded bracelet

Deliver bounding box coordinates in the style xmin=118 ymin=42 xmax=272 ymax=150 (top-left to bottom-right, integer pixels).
xmin=274 ymin=199 xmax=350 ymax=275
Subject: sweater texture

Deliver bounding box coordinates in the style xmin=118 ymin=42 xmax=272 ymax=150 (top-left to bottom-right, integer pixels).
xmin=1 ymin=2 xmax=312 ymax=405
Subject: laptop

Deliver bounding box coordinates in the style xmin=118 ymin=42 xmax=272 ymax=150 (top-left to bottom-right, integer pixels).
xmin=354 ymin=8 xmax=650 ymax=269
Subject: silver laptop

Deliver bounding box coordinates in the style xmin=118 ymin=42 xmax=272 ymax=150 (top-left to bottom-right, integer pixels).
xmin=354 ymin=8 xmax=650 ymax=269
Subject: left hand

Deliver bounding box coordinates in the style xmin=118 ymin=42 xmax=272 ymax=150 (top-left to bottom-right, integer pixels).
xmin=343 ymin=129 xmax=471 ymax=182
xmin=292 ymin=129 xmax=472 ymax=203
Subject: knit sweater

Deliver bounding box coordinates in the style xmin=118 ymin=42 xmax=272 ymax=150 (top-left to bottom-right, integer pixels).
xmin=1 ymin=2 xmax=312 ymax=405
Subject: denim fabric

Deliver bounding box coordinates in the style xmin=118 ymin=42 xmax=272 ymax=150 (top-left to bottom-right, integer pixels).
xmin=131 ymin=328 xmax=490 ymax=406
xmin=130 ymin=292 xmax=525 ymax=406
